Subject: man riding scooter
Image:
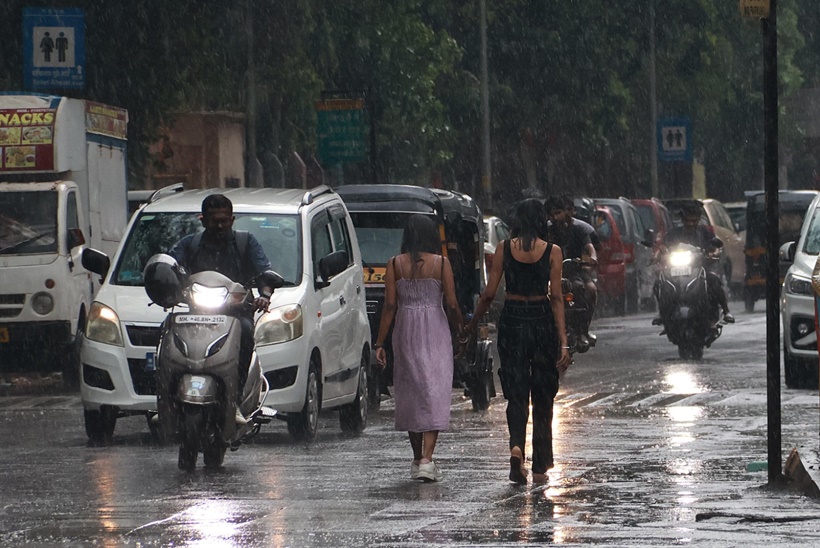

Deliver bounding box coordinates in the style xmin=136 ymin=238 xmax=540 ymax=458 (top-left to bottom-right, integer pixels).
xmin=169 ymin=193 xmax=275 ymax=424
xmin=547 ymin=195 xmax=598 ymax=347
xmin=653 ymin=201 xmax=735 ymax=328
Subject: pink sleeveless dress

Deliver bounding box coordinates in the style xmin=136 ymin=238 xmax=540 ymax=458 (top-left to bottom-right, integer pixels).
xmin=392 ymin=256 xmax=454 ymax=432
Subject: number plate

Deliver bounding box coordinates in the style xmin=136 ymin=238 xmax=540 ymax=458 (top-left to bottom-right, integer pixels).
xmin=0 ymin=327 xmax=8 ymax=343
xmin=670 ymin=266 xmax=692 ymax=277
xmin=363 ymin=268 xmax=386 ymax=283
xmin=145 ymin=352 xmax=156 ymax=372
xmin=175 ymin=315 xmax=227 ymax=325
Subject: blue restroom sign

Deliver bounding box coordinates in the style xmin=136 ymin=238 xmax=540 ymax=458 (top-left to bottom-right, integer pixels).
xmin=23 ymin=8 xmax=86 ymax=90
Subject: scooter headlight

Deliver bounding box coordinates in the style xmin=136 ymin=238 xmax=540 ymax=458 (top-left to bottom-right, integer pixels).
xmin=85 ymin=302 xmax=124 ymax=346
xmin=255 ymin=304 xmax=303 ymax=346
xmin=668 ymin=250 xmax=693 ymax=267
xmin=786 ymin=273 xmax=813 ymax=296
xmin=190 ymin=283 xmax=229 ymax=309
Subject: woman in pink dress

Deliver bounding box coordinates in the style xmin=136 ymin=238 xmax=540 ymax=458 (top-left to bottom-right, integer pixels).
xmin=374 ymin=215 xmax=464 ymax=482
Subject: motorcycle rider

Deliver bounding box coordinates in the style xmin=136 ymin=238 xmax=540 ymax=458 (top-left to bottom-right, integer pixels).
xmin=547 ymin=195 xmax=598 ymax=346
xmin=169 ymin=194 xmax=274 ymax=424
xmin=654 ymin=201 xmax=735 ymax=325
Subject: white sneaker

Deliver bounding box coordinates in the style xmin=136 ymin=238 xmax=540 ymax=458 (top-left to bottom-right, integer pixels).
xmin=417 ymin=461 xmax=442 ymax=482
xmin=410 ymin=462 xmax=420 ymax=480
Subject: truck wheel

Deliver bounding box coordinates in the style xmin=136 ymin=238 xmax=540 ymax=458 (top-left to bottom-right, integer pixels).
xmin=287 ymin=360 xmax=320 ymax=440
xmin=84 ymin=408 xmax=116 ymax=443
xmin=340 ymin=358 xmax=368 ymax=434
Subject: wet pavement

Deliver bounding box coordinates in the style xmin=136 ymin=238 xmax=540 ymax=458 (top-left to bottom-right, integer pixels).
xmin=1 ymin=306 xmax=820 ymax=546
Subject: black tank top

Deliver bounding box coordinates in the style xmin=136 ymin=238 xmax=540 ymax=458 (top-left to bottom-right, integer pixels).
xmin=503 ymin=240 xmax=553 ymax=297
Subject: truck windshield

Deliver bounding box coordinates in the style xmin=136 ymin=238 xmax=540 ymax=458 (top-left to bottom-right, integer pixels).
xmin=113 ymin=212 xmax=302 ymax=286
xmin=0 ymin=191 xmax=58 ymax=255
xmin=349 ymin=212 xmax=429 ymax=266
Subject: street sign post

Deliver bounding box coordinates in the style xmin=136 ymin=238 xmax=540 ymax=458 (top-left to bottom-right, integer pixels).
xmin=739 ymin=0 xmax=771 ymax=19
xmin=657 ymin=117 xmax=692 ymax=163
xmin=22 ymin=8 xmax=85 ymax=91
xmin=316 ymin=98 xmax=367 ymax=165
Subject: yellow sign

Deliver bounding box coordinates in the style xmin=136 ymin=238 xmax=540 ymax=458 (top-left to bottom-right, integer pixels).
xmin=739 ymin=0 xmax=770 ymax=19
xmin=363 ymin=267 xmax=387 ymax=283
xmin=0 ymin=327 xmax=8 ymax=343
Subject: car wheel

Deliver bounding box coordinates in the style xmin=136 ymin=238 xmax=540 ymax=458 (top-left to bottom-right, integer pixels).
xmin=784 ymin=346 xmax=819 ymax=389
xmin=339 ymin=356 xmax=368 ymax=434
xmin=84 ymin=408 xmax=116 ymax=443
xmin=287 ymin=359 xmax=320 ymax=440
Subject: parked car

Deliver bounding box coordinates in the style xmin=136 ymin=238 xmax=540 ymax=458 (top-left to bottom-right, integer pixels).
xmin=745 ymin=190 xmax=818 ymax=312
xmin=724 ymin=200 xmax=747 ymax=234
xmin=593 ymin=198 xmax=653 ymax=313
xmin=79 ymin=186 xmax=372 ymax=442
xmin=780 ymin=191 xmax=820 ymax=389
xmin=483 ymin=215 xmax=510 ymax=322
xmin=632 ymin=198 xmax=673 ymax=249
xmin=592 ymin=206 xmax=628 ymax=315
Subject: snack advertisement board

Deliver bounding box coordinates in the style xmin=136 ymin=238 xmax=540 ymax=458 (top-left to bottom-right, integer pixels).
xmin=0 ymin=108 xmax=56 ymax=171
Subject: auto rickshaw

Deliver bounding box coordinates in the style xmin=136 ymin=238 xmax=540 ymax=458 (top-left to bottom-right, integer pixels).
xmin=743 ymin=190 xmax=819 ymax=312
xmin=336 ymin=184 xmax=496 ymax=411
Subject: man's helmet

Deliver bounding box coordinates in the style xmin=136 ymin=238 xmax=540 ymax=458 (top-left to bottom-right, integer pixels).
xmin=143 ymin=254 xmax=186 ymax=308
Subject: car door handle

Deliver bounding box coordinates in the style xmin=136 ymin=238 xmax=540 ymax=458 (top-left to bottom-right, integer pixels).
xmin=356 ymin=285 xmax=361 ymax=294
xmin=340 ymin=296 xmax=346 ymax=306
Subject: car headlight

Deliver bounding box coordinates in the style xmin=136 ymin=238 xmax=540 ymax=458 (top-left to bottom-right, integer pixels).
xmin=31 ymin=292 xmax=54 ymax=315
xmin=668 ymin=250 xmax=693 ymax=267
xmin=190 ymin=283 xmax=229 ymax=309
xmin=786 ymin=273 xmax=813 ymax=296
xmin=255 ymin=304 xmax=303 ymax=346
xmin=85 ymin=302 xmax=124 ymax=346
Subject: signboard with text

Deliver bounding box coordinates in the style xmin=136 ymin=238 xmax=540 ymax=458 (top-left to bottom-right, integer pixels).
xmin=316 ymin=98 xmax=367 ymax=164
xmin=23 ymin=8 xmax=86 ymax=91
xmin=739 ymin=0 xmax=770 ymax=19
xmin=0 ymin=107 xmax=57 ymax=172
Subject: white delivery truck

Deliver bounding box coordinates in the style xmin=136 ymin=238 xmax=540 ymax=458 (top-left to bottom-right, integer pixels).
xmin=0 ymin=94 xmax=128 ymax=385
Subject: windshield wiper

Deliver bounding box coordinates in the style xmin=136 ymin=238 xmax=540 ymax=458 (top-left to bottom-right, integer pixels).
xmin=0 ymin=231 xmax=53 ymax=254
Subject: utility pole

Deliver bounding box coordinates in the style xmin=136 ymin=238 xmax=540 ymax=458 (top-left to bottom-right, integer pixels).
xmin=480 ymin=0 xmax=492 ymax=212
xmin=762 ymin=0 xmax=782 ymax=486
xmin=245 ymin=0 xmax=260 ymax=187
xmin=649 ymin=0 xmax=659 ymax=197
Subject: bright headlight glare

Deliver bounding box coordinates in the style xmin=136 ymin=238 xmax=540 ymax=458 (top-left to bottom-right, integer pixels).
xmin=191 ymin=283 xmax=229 ymax=308
xmin=786 ymin=274 xmax=813 ymax=296
xmin=255 ymin=304 xmax=303 ymax=346
xmin=669 ymin=251 xmax=693 ymax=267
xmin=85 ymin=302 xmax=123 ymax=346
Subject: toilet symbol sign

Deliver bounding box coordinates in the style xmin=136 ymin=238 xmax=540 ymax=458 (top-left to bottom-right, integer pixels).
xmin=657 ymin=117 xmax=692 ymax=163
xmin=23 ymin=8 xmax=85 ymax=91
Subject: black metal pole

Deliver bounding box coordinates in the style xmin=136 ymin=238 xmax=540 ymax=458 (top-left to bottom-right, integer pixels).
xmin=763 ymin=0 xmax=782 ymax=485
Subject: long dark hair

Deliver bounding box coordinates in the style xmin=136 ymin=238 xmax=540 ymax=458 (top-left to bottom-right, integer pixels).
xmin=400 ymin=214 xmax=441 ymax=277
xmin=510 ymin=198 xmax=548 ymax=251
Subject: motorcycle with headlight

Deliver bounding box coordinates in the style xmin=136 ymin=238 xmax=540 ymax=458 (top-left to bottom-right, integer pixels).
xmin=654 ymin=241 xmax=723 ymax=360
xmin=562 ymin=257 xmax=595 ymax=355
xmin=143 ymin=254 xmax=284 ymax=471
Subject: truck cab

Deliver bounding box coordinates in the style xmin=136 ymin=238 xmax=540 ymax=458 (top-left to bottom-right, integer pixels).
xmin=0 ymin=94 xmax=128 ymax=385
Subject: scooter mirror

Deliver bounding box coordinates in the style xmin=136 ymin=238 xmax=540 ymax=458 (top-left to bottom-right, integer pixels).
xmin=259 ymin=270 xmax=285 ymax=290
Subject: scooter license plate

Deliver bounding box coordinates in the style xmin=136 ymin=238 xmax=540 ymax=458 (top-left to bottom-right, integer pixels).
xmin=145 ymin=352 xmax=156 ymax=372
xmin=670 ymin=266 xmax=692 ymax=277
xmin=175 ymin=315 xmax=228 ymax=325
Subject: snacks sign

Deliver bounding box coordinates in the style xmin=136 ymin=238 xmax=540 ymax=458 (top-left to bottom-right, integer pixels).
xmin=0 ymin=107 xmax=56 ymax=171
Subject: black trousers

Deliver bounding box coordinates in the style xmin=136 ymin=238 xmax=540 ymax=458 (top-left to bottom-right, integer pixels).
xmin=238 ymin=314 xmax=255 ymax=397
xmin=496 ymin=301 xmax=560 ymax=474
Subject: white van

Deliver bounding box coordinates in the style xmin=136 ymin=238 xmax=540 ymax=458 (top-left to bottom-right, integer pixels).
xmin=80 ymin=186 xmax=371 ymax=441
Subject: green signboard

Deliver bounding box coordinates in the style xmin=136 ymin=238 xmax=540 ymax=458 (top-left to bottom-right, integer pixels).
xmin=316 ymin=98 xmax=367 ymax=164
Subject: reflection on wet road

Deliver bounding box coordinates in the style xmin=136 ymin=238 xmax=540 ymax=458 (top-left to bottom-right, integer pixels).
xmin=1 ymin=309 xmax=819 ymax=546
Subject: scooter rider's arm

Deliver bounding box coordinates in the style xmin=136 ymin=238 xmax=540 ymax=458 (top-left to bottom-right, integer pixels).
xmin=247 ymin=233 xmax=273 ymax=311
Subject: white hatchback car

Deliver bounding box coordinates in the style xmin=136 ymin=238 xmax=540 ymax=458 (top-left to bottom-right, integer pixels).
xmin=80 ymin=186 xmax=372 ymax=441
xmin=780 ymin=192 xmax=820 ymax=389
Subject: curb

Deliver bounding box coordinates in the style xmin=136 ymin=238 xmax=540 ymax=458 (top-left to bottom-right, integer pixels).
xmin=784 ymin=446 xmax=820 ymax=499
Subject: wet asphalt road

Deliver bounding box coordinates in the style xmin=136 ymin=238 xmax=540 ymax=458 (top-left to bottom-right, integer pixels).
xmin=1 ymin=305 xmax=820 ymax=547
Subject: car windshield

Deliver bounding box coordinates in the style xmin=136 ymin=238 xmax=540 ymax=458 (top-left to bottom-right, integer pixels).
xmin=349 ymin=212 xmax=433 ymax=266
xmin=113 ymin=212 xmax=302 ymax=286
xmin=0 ymin=191 xmax=58 ymax=255
xmin=801 ymin=207 xmax=820 ymax=255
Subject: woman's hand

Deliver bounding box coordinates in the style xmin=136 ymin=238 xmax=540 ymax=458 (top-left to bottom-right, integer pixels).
xmin=556 ymin=346 xmax=571 ymax=373
xmin=376 ymin=347 xmax=387 ymax=368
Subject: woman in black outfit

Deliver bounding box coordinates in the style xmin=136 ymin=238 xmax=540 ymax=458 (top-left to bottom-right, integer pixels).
xmin=465 ymin=199 xmax=570 ymax=484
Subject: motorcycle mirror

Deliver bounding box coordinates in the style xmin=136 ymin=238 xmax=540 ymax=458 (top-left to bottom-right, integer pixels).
xmin=258 ymin=270 xmax=285 ymax=290
xmin=709 ymin=237 xmax=724 ymax=249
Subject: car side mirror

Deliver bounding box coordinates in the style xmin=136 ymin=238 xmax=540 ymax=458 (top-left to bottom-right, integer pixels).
xmin=67 ymin=228 xmax=86 ymax=249
xmin=317 ymin=250 xmax=349 ymax=288
xmin=82 ymin=247 xmax=110 ymax=281
xmin=779 ymin=241 xmax=796 ymax=264
xmin=641 ymin=228 xmax=655 ymax=247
